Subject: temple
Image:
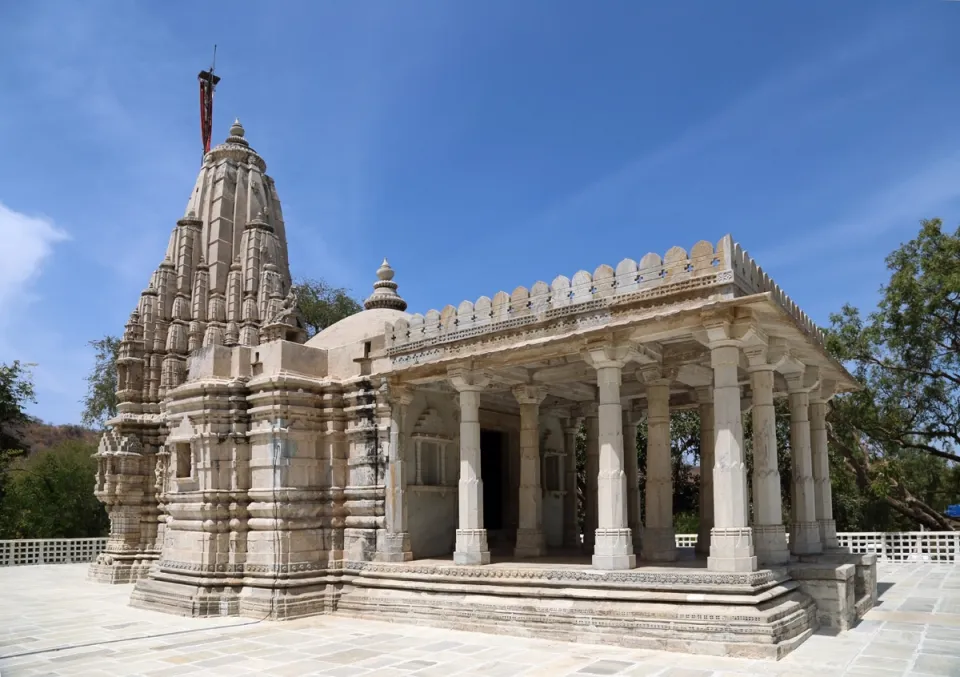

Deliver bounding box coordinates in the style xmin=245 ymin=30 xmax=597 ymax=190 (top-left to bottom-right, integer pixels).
xmin=91 ymin=120 xmax=877 ymax=659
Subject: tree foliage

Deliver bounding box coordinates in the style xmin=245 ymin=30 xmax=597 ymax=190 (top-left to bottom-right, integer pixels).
xmin=0 ymin=360 xmax=35 ymax=453
xmin=293 ymin=278 xmax=363 ymax=338
xmin=828 ymin=219 xmax=960 ymax=530
xmin=81 ymin=335 xmax=119 ymax=430
xmin=0 ymin=439 xmax=108 ymax=539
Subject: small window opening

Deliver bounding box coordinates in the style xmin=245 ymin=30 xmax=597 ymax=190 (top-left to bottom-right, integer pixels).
xmin=175 ymin=443 xmax=192 ymax=479
xmin=364 ymin=341 xmax=372 ymax=358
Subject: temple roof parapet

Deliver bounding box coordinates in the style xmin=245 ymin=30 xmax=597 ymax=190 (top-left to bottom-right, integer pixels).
xmin=384 ymin=235 xmax=826 ymax=363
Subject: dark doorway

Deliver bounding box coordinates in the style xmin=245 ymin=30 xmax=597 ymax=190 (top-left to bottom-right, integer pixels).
xmin=480 ymin=430 xmax=505 ymax=530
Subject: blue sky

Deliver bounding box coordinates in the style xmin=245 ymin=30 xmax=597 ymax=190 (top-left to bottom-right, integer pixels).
xmin=1 ymin=1 xmax=959 ymax=425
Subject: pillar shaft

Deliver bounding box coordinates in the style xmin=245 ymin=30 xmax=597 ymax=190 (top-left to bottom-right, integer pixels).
xmin=810 ymin=397 xmax=837 ymax=549
xmin=562 ymin=417 xmax=582 ymax=549
xmin=513 ymin=386 xmax=546 ymax=558
xmin=583 ymin=410 xmax=599 ymax=551
xmin=380 ymin=386 xmax=413 ymax=561
xmin=695 ymin=393 xmax=714 ymax=556
xmin=749 ymin=368 xmax=789 ymax=565
xmin=642 ymin=379 xmax=676 ymax=562
xmin=591 ymin=362 xmax=635 ymax=569
xmin=623 ymin=410 xmax=642 ymax=555
xmin=788 ymin=384 xmax=822 ymax=555
xmin=707 ymin=343 xmax=757 ymax=572
xmin=450 ymin=371 xmax=491 ymax=565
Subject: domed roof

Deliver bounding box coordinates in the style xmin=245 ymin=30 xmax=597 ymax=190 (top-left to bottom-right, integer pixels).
xmin=306 ymin=260 xmax=410 ymax=350
xmin=306 ymin=307 xmax=409 ymax=350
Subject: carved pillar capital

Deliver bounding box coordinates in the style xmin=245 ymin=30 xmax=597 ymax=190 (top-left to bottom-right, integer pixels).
xmin=512 ymin=384 xmax=548 ymax=406
xmin=448 ymin=367 xmax=491 ymax=392
xmin=582 ymin=339 xmax=641 ymax=370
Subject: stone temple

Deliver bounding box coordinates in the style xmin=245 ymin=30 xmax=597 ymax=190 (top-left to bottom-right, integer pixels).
xmin=90 ymin=120 xmax=877 ymax=658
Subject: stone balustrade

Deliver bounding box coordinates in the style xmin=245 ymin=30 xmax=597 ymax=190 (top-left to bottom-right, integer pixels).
xmin=2 ymin=533 xmax=957 ymax=566
xmin=1 ymin=538 xmax=107 ymax=566
xmin=384 ymin=235 xmax=825 ymax=358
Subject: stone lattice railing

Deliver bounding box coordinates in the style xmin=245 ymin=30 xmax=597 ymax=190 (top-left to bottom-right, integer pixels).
xmin=385 ymin=235 xmax=825 ymax=357
xmin=675 ymin=532 xmax=960 ymax=563
xmin=2 ymin=533 xmax=956 ymax=566
xmin=0 ymin=538 xmax=107 ymax=566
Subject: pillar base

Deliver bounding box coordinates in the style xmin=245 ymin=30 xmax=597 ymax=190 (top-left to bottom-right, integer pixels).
xmin=454 ymin=529 xmax=490 ymax=565
xmin=641 ymin=526 xmax=677 ymax=562
xmin=376 ymin=531 xmax=413 ymax=562
xmin=707 ymin=527 xmax=758 ymax=572
xmin=819 ymin=519 xmax=838 ymax=550
xmin=789 ymin=522 xmax=822 ymax=556
xmin=514 ymin=529 xmax=546 ymax=558
xmin=592 ymin=528 xmax=636 ymax=570
xmin=754 ymin=524 xmax=790 ymax=565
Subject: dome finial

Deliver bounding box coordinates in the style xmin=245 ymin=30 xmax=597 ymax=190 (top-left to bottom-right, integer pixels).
xmin=230 ymin=118 xmax=245 ymax=138
xmin=364 ymin=258 xmax=406 ymax=311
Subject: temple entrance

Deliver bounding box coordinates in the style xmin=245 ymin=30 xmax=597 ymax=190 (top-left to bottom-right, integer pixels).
xmin=480 ymin=429 xmax=505 ymax=530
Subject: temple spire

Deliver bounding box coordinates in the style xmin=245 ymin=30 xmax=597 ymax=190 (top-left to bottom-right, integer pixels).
xmin=364 ymin=258 xmax=407 ymax=311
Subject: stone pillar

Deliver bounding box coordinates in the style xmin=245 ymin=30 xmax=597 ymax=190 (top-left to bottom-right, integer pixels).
xmin=810 ymin=385 xmax=838 ymax=549
xmin=785 ymin=369 xmax=823 ymax=556
xmin=582 ymin=404 xmax=599 ymax=552
xmin=640 ymin=367 xmax=676 ymax=562
xmin=562 ymin=414 xmax=583 ymax=549
xmin=623 ymin=408 xmax=642 ymax=555
xmin=583 ymin=344 xmax=635 ymax=570
xmin=379 ymin=382 xmax=414 ymax=562
xmin=695 ymin=389 xmax=714 ymax=556
xmin=744 ymin=350 xmax=790 ymax=565
xmin=449 ymin=369 xmax=491 ymax=565
xmin=513 ymin=385 xmax=547 ymax=558
xmin=706 ymin=333 xmax=757 ymax=572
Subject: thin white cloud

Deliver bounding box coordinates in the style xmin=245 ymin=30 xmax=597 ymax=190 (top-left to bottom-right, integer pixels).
xmin=0 ymin=201 xmax=68 ymax=315
xmin=527 ymin=13 xmax=914 ymax=233
xmin=755 ymin=149 xmax=960 ymax=269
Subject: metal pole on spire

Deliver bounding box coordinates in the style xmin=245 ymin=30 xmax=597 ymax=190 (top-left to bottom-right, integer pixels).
xmin=198 ymin=45 xmax=220 ymax=161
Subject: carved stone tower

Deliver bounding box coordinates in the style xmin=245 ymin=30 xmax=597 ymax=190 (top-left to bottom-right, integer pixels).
xmin=89 ymin=120 xmax=304 ymax=583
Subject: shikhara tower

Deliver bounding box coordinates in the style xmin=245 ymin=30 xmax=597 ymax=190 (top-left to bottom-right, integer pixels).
xmin=90 ymin=120 xmax=305 ymax=583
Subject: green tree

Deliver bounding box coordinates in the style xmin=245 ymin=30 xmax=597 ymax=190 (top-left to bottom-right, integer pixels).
xmin=0 ymin=360 xmax=35 ymax=453
xmin=0 ymin=439 xmax=108 ymax=538
xmin=0 ymin=361 xmax=36 ymax=512
xmin=827 ymin=218 xmax=960 ymax=529
xmin=293 ymin=278 xmax=363 ymax=338
xmin=81 ymin=336 xmax=119 ymax=430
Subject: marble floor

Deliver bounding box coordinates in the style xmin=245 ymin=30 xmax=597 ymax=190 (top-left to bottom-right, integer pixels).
xmin=1 ymin=562 xmax=958 ymax=677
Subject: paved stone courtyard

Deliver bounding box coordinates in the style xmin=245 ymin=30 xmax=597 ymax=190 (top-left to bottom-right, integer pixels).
xmin=1 ymin=563 xmax=958 ymax=677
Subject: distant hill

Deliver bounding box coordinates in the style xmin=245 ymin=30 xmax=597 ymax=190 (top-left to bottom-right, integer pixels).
xmin=18 ymin=419 xmax=99 ymax=454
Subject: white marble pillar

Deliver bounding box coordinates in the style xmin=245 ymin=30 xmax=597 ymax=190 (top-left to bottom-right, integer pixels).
xmin=785 ymin=369 xmax=822 ymax=556
xmin=582 ymin=404 xmax=599 ymax=552
xmin=622 ymin=408 xmax=642 ymax=555
xmin=513 ymin=385 xmax=547 ymax=558
xmin=707 ymin=339 xmax=757 ymax=572
xmin=380 ymin=382 xmax=414 ymax=561
xmin=583 ymin=345 xmax=635 ymax=569
xmin=695 ymin=388 xmax=714 ymax=557
xmin=745 ymin=352 xmax=790 ymax=565
xmin=449 ymin=369 xmax=491 ymax=565
xmin=810 ymin=385 xmax=838 ymax=549
xmin=640 ymin=367 xmax=676 ymax=562
xmin=562 ymin=414 xmax=582 ymax=549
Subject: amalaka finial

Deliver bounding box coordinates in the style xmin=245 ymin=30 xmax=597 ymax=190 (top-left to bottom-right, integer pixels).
xmin=230 ymin=118 xmax=245 ymax=138
xmin=364 ymin=258 xmax=407 ymax=312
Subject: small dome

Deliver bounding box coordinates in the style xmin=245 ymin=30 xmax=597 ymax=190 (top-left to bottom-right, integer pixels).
xmin=306 ymin=307 xmax=410 ymax=350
